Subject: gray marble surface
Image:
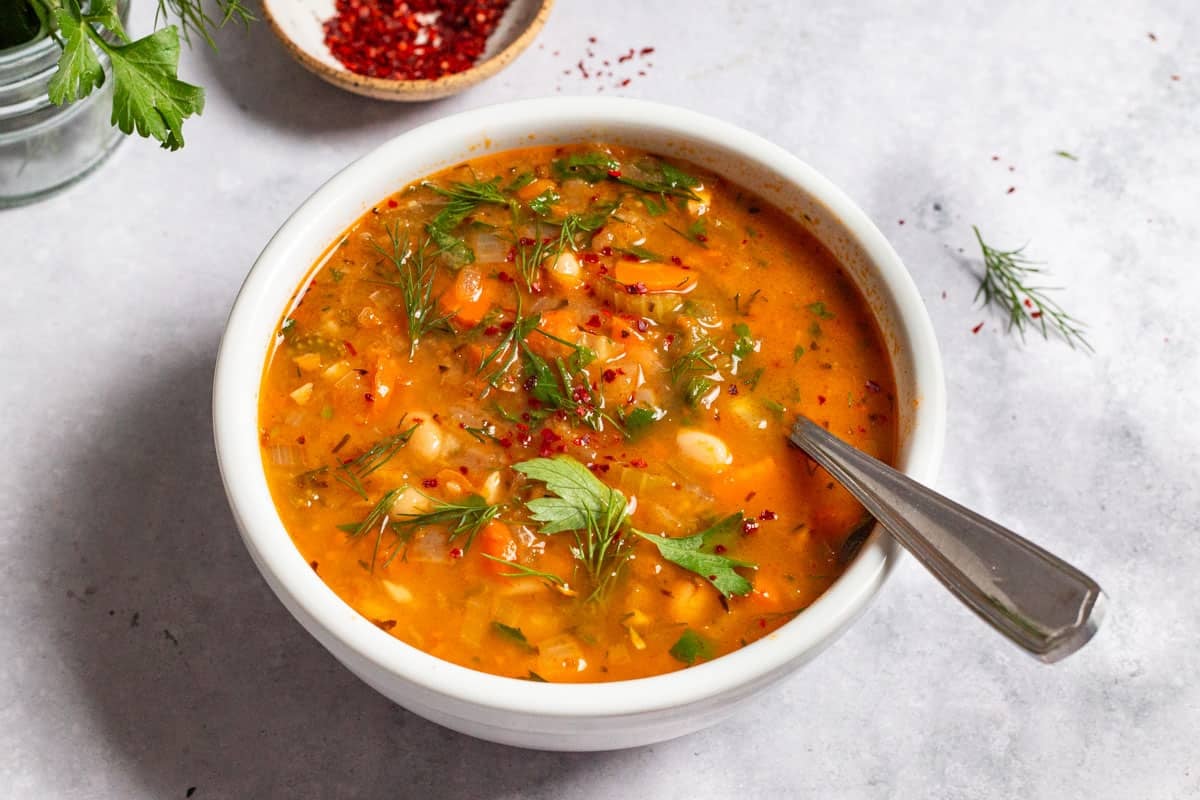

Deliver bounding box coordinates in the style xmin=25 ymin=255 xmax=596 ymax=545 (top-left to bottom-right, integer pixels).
xmin=2 ymin=1 xmax=1198 ymax=797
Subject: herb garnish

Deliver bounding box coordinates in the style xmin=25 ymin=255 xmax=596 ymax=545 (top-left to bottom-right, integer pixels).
xmin=333 ymin=420 xmax=420 ymax=499
xmin=492 ymin=622 xmax=536 ymax=652
xmin=392 ymin=493 xmax=502 ymax=550
xmin=971 ymin=226 xmax=1091 ymax=351
xmin=669 ymin=629 xmax=713 ymax=665
xmin=514 ymin=457 xmax=755 ymax=600
xmin=372 ymin=225 xmax=454 ymax=358
xmin=425 ymin=177 xmax=514 ymax=264
xmin=636 ymin=513 xmax=754 ymax=598
xmin=481 ymin=554 xmax=570 ymax=589
xmin=43 ymin=0 xmax=212 ymax=150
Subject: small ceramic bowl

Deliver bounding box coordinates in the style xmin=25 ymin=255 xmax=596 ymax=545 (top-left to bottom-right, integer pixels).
xmin=262 ymin=0 xmax=553 ymax=101
xmin=213 ymin=97 xmax=946 ymax=751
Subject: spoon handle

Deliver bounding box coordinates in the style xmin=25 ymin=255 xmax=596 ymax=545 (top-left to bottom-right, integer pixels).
xmin=789 ymin=416 xmax=1105 ymax=663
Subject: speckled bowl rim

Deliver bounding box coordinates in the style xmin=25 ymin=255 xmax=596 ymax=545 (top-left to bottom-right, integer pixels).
xmin=261 ymin=0 xmax=554 ymax=101
xmin=214 ymin=97 xmax=946 ymax=720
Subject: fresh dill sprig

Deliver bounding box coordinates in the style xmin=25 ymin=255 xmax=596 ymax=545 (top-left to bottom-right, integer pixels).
xmin=334 ymin=419 xmax=420 ymax=499
xmin=971 ymin=226 xmax=1091 ymax=351
xmin=392 ymin=493 xmax=502 ymax=551
xmin=372 ymin=225 xmax=454 ymax=358
xmin=424 ymin=178 xmax=515 ymax=263
xmin=155 ymin=0 xmax=254 ymax=48
xmin=337 ymin=488 xmax=405 ymax=571
xmin=478 ymin=302 xmax=541 ymax=390
xmin=481 ymin=554 xmax=570 ymax=589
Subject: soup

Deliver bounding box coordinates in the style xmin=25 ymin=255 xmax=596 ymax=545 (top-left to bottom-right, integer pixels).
xmin=258 ymin=144 xmax=897 ymax=682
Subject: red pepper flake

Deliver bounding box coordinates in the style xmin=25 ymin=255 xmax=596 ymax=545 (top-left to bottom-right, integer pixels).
xmin=386 ymin=198 xmax=398 ymax=208
xmin=363 ymin=392 xmax=374 ymax=403
xmin=449 ymin=547 xmax=463 ymax=559
xmin=585 ymin=313 xmax=602 ymax=328
xmin=483 ymin=325 xmax=500 ymax=336
xmin=1148 ymin=32 xmax=1157 ymax=41
xmin=742 ymin=519 xmax=759 ymax=535
xmin=296 ymin=435 xmax=306 ymax=445
xmin=640 ymin=47 xmax=655 ymax=55
xmin=600 ymin=246 xmax=613 ymax=257
xmin=459 ymin=465 xmax=469 ymax=475
xmin=497 ymin=271 xmax=514 ymax=283
xmin=898 ymin=219 xmax=905 ymax=225
xmin=758 ymin=618 xmax=767 ymax=629
xmin=581 ymin=252 xmax=600 ymax=264
xmin=727 ymin=384 xmax=739 ymax=396
xmin=758 ymin=510 xmax=777 ymax=521
xmin=1171 ymin=74 xmax=1181 ymax=81
xmin=422 ymin=478 xmax=438 ymax=488
xmin=972 ymin=321 xmax=985 ymax=334
xmin=635 ymin=318 xmax=649 ymax=333
xmin=714 ymin=544 xmax=727 ymax=554
xmin=629 ymin=458 xmax=647 ymax=468
xmin=578 ymin=60 xmax=589 ymax=78
xmin=1031 ymin=311 xmax=1043 ymax=319
xmin=498 ymin=436 xmax=513 ymax=448
xmin=588 ymin=36 xmax=597 ymax=43
xmin=1006 ymin=186 xmax=1016 ymax=194
xmin=625 ymin=282 xmax=649 ymax=295
xmin=744 ymin=491 xmax=757 ymax=502
xmin=602 ymin=369 xmax=618 ymax=383
xmin=670 ymin=255 xmax=683 ymax=265
xmin=618 ymin=49 xmax=634 ymax=63
xmin=342 ymin=340 xmax=357 ymax=356
xmin=817 ymin=395 xmax=827 ymax=405
xmin=619 ymin=78 xmax=631 ymax=88
xmin=323 ymin=0 xmax=513 ymax=81
xmin=865 ymin=379 xmax=881 ymax=393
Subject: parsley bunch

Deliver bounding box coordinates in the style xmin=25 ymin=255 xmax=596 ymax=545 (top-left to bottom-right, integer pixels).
xmin=16 ymin=0 xmax=253 ymax=150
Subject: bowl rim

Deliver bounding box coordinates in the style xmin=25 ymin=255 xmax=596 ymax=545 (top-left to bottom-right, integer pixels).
xmin=213 ymin=96 xmax=946 ymax=719
xmin=261 ymin=0 xmax=555 ymax=100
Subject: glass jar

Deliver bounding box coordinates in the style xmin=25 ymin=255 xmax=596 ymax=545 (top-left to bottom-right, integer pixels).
xmin=0 ymin=9 xmax=126 ymax=207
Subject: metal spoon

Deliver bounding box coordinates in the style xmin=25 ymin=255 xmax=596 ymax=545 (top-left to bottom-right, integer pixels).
xmin=789 ymin=416 xmax=1105 ymax=663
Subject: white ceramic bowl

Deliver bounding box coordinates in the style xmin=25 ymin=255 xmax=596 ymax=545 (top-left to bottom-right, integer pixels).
xmin=213 ymin=97 xmax=946 ymax=751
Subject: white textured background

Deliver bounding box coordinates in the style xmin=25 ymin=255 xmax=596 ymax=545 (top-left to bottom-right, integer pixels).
xmin=2 ymin=1 xmax=1198 ymax=797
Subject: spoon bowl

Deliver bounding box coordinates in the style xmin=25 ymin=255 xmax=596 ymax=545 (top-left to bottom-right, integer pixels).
xmin=262 ymin=0 xmax=553 ymax=101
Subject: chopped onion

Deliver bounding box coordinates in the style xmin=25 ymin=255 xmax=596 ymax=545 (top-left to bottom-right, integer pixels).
xmin=267 ymin=445 xmax=304 ymax=467
xmin=469 ymin=231 xmax=508 ymax=264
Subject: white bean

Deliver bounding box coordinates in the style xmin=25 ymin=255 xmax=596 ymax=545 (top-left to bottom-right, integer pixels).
xmin=407 ymin=414 xmax=443 ymax=462
xmin=676 ymin=430 xmax=733 ymax=471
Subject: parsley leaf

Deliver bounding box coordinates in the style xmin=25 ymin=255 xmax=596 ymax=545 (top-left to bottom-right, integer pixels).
xmin=48 ymin=2 xmax=204 ymax=150
xmin=528 ymin=188 xmax=560 ymax=216
xmin=635 ymin=513 xmax=755 ymax=598
xmin=101 ymin=26 xmax=206 ymax=150
xmin=553 ymin=152 xmax=620 ymax=183
xmin=492 ymin=622 xmax=536 ymax=652
xmin=515 ymin=457 xmax=626 ymax=537
xmin=806 ymin=301 xmax=836 ymax=320
xmin=731 ymin=322 xmax=757 ymax=360
xmin=47 ymin=7 xmax=106 ymax=104
xmin=669 ymin=629 xmax=713 ymax=665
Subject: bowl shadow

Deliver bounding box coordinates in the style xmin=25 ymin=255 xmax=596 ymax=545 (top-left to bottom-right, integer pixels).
xmin=43 ymin=345 xmax=617 ymax=798
xmin=193 ymin=20 xmax=448 ymax=136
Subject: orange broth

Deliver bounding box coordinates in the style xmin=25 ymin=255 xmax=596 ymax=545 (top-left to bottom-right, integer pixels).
xmin=258 ymin=144 xmax=897 ymax=682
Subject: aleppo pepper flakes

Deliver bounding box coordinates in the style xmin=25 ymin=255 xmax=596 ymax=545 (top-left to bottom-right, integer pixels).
xmin=324 ymin=0 xmax=513 ymax=80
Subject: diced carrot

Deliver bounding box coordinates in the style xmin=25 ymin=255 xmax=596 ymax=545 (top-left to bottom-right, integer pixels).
xmin=613 ymin=261 xmax=698 ymax=294
xmin=440 ymin=268 xmax=494 ymax=329
xmin=609 ymin=315 xmax=643 ymax=344
xmin=477 ymin=521 xmax=516 ymax=576
xmin=525 ymin=308 xmax=578 ymax=360
xmin=370 ymin=356 xmax=400 ymax=413
xmin=516 ymin=177 xmax=558 ymax=202
xmin=711 ymin=456 xmax=776 ymax=507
